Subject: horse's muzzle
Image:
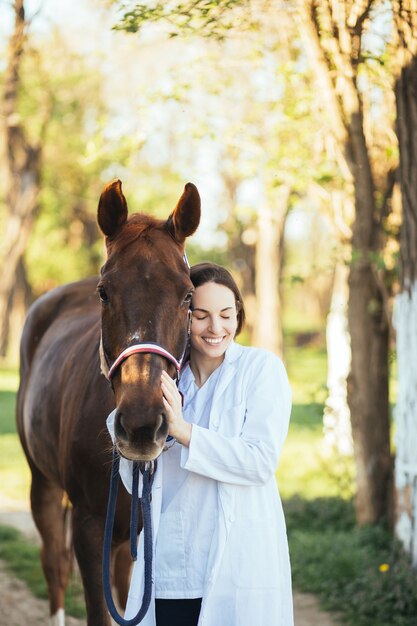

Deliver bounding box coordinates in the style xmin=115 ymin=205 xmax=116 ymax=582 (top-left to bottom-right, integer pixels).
xmin=114 ymin=408 xmax=168 ymax=461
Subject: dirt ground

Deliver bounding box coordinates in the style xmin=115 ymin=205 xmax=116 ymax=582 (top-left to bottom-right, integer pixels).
xmin=0 ymin=510 xmax=341 ymax=626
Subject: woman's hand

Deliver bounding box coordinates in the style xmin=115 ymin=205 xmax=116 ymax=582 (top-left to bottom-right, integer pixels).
xmin=161 ymin=370 xmax=192 ymax=447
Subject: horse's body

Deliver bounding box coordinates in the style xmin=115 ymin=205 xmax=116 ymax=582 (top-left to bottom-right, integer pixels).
xmin=16 ymin=180 xmax=201 ymax=625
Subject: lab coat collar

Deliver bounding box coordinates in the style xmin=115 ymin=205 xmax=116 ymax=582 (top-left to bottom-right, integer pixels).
xmin=224 ymin=340 xmax=243 ymax=363
xmin=210 ymin=341 xmax=242 ymax=408
xmin=179 ymin=341 xmax=242 ymax=387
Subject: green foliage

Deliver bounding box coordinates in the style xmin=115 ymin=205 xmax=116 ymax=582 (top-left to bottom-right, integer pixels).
xmin=186 ymin=243 xmax=228 ymax=268
xmin=20 ymin=46 xmax=137 ymax=293
xmin=277 ymin=408 xmax=356 ymax=501
xmin=285 ymin=496 xmax=356 ymax=532
xmin=9 ymin=35 xmax=190 ymax=296
xmin=113 ymin=0 xmax=249 ymax=39
xmin=286 ymin=497 xmax=417 ymax=626
xmin=0 ymin=525 xmax=86 ymax=618
xmin=277 ymin=344 xmax=356 ymax=501
xmin=285 ymin=342 xmax=328 ymax=404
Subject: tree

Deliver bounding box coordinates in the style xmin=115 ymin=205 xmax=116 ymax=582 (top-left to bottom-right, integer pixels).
xmin=295 ymin=0 xmax=397 ymax=525
xmin=21 ymin=40 xmax=136 ymax=296
xmin=392 ymin=0 xmax=417 ymax=565
xmin=0 ymin=0 xmax=42 ymax=358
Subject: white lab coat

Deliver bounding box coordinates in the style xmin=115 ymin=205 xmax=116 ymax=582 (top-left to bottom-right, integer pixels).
xmin=107 ymin=341 xmax=293 ymax=626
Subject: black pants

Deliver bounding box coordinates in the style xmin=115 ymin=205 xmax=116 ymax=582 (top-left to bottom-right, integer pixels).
xmin=155 ymin=598 xmax=202 ymax=626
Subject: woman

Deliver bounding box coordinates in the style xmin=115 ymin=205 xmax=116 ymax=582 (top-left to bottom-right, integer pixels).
xmin=113 ymin=262 xmax=293 ymax=626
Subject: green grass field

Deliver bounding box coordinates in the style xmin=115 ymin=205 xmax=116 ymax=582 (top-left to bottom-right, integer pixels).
xmin=0 ymin=524 xmax=86 ymax=617
xmin=0 ymin=367 xmax=32 ymax=507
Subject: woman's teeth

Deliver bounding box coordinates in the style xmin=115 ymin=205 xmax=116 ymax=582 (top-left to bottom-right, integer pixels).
xmin=203 ymin=337 xmax=223 ymax=344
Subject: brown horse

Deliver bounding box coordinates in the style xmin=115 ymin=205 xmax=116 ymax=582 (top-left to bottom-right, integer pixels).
xmin=16 ymin=180 xmax=201 ymax=625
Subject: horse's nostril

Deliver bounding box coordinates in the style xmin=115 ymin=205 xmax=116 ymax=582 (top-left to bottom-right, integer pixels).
xmin=155 ymin=413 xmax=168 ymax=442
xmin=115 ymin=413 xmax=128 ymax=441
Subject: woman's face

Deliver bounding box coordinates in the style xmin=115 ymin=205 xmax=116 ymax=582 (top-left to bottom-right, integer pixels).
xmin=190 ymin=281 xmax=238 ymax=361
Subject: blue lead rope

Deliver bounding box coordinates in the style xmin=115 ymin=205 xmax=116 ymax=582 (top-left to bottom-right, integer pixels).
xmin=102 ymin=450 xmax=156 ymax=625
xmin=130 ymin=462 xmax=140 ymax=561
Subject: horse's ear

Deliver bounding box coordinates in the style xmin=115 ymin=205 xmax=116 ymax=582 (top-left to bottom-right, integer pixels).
xmin=97 ymin=180 xmax=128 ymax=237
xmin=167 ymin=183 xmax=201 ymax=244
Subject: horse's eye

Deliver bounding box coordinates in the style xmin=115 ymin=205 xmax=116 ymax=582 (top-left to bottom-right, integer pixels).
xmin=182 ymin=291 xmax=193 ymax=306
xmin=97 ymin=285 xmax=109 ymax=304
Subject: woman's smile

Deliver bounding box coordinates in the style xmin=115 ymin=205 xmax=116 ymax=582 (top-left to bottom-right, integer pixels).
xmin=202 ymin=336 xmax=225 ymax=345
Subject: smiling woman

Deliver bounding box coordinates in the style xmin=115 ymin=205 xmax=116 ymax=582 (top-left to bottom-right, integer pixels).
xmin=114 ymin=262 xmax=293 ymax=626
xmin=187 ymin=263 xmax=245 ymax=380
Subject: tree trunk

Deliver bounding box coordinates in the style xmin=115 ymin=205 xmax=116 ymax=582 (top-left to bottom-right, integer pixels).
xmin=0 ymin=0 xmax=41 ymax=357
xmin=5 ymin=258 xmax=33 ymax=363
xmin=394 ymin=52 xmax=417 ymax=564
xmin=347 ymin=255 xmax=392 ymax=524
xmin=346 ymin=107 xmax=393 ymax=524
xmin=253 ymin=186 xmax=290 ymax=357
xmin=221 ymin=169 xmax=257 ymax=342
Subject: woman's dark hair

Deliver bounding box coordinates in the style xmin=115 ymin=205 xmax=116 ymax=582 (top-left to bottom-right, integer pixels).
xmin=190 ymin=262 xmax=246 ymax=336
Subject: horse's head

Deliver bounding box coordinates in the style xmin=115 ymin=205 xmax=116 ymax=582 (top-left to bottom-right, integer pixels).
xmin=97 ymin=180 xmax=201 ymax=461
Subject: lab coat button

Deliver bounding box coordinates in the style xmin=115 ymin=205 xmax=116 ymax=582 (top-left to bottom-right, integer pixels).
xmin=212 ymin=419 xmax=219 ymax=428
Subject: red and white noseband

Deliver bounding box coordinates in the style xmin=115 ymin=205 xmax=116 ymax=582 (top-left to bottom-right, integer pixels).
xmin=107 ymin=343 xmax=182 ymax=380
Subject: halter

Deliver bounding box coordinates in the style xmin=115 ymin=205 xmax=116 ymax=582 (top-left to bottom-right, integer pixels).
xmin=105 ymin=302 xmax=191 ymax=382
xmin=108 ymin=343 xmax=183 ymax=380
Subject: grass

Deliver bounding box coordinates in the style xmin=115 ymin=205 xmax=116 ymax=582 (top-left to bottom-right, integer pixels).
xmin=284 ymin=497 xmax=417 ymax=626
xmin=277 ymin=342 xmax=355 ymax=500
xmin=0 ymin=366 xmax=31 ymax=507
xmin=0 ymin=366 xmax=18 ymax=434
xmin=0 ymin=435 xmax=31 ymax=504
xmin=278 ymin=410 xmax=355 ymax=500
xmin=286 ymin=342 xmax=329 ymax=405
xmin=0 ymin=524 xmax=86 ymax=618
xmin=0 ymin=525 xmax=49 ymax=598
xmin=0 ymin=363 xmax=84 ymax=616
